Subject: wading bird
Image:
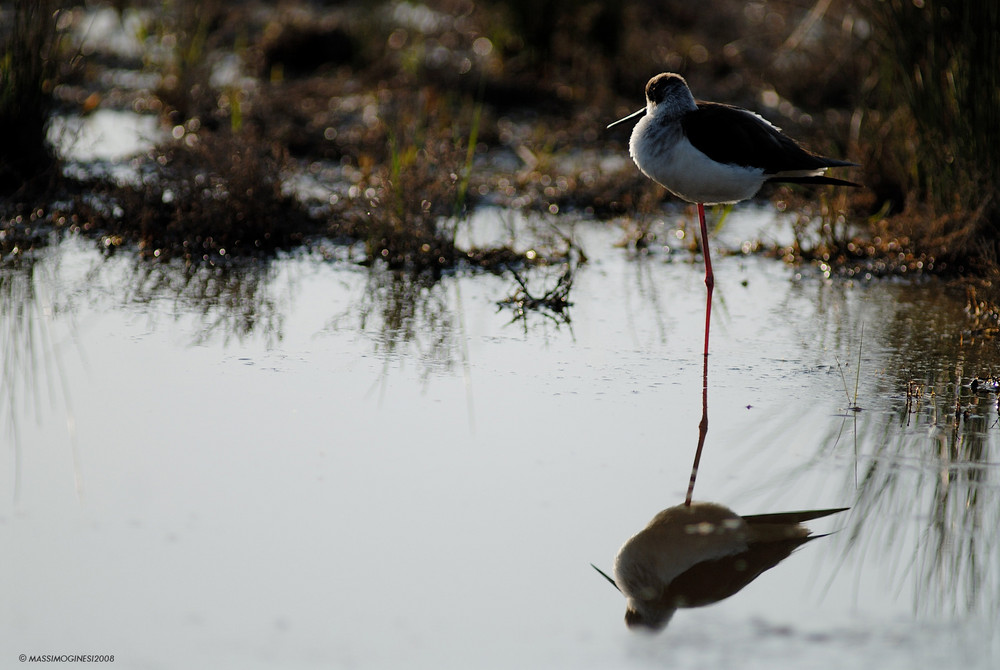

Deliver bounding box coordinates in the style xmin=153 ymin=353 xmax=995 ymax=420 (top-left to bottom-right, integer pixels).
xmin=609 ymin=73 xmax=858 ymax=356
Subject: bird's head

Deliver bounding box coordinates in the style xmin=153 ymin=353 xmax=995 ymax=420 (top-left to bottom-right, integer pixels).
xmin=645 ymin=72 xmax=697 ymax=119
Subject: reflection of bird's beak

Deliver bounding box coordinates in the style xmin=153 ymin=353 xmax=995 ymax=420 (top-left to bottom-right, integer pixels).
xmin=591 ymin=563 xmax=621 ymax=592
xmin=607 ymin=108 xmax=646 ymax=129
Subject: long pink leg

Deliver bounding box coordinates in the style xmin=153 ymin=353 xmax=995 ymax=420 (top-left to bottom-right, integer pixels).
xmin=698 ymin=203 xmax=714 ymax=358
xmin=686 ymin=204 xmax=713 ymax=507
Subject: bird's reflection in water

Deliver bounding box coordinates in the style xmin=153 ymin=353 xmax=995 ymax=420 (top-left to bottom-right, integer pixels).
xmin=608 ymin=503 xmax=848 ymax=630
xmin=597 ymin=281 xmax=849 ymax=630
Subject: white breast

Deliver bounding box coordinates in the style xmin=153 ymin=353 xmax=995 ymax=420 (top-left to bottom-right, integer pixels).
xmin=630 ymin=117 xmax=767 ymax=205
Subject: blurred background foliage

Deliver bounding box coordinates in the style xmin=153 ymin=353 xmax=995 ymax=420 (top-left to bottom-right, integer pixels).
xmin=0 ymin=0 xmax=997 ymax=275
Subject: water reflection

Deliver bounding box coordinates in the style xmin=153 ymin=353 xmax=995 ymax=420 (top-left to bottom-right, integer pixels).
xmin=601 ymin=296 xmax=850 ymax=631
xmin=611 ymin=503 xmax=848 ymax=631
xmin=348 ymin=266 xmax=459 ymax=376
xmin=684 ymin=351 xmax=710 ymax=506
xmin=831 ymin=376 xmax=1000 ymax=617
xmin=5 ymin=224 xmax=999 ymax=639
xmin=0 ymin=257 xmax=81 ymax=503
xmin=753 ymin=278 xmax=1000 ymax=620
xmin=120 ymin=256 xmax=286 ymax=347
xmin=496 ymin=263 xmax=575 ymax=331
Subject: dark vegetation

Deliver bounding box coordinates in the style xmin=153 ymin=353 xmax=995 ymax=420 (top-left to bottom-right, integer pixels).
xmin=0 ymin=0 xmax=997 ymax=294
xmin=0 ymin=1 xmax=63 ymax=198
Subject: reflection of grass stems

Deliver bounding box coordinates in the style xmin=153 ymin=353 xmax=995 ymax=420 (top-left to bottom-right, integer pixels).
xmin=835 ymin=323 xmax=864 ymax=412
xmin=354 ymin=268 xmax=455 ymax=382
xmin=728 ymin=274 xmax=999 ymax=617
xmin=852 ymin=323 xmax=863 ymax=410
xmin=823 ymin=370 xmax=997 ymax=617
xmin=121 ymin=256 xmax=284 ymax=347
xmin=1 ymin=261 xmax=82 ymax=504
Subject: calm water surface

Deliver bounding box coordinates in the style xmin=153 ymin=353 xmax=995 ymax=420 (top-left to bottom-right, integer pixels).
xmin=2 ymin=209 xmax=998 ymax=669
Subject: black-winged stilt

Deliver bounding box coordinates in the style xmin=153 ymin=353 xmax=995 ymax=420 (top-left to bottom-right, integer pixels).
xmin=609 ymin=72 xmax=859 ymax=356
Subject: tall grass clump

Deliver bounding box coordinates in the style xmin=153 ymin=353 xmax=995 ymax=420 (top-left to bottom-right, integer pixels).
xmin=80 ymin=129 xmax=317 ymax=261
xmin=70 ymin=0 xmax=322 ymax=262
xmin=863 ymin=0 xmax=1000 ymax=270
xmin=153 ymin=0 xmax=224 ymax=126
xmin=0 ymin=0 xmax=63 ymax=194
xmin=354 ymin=89 xmax=480 ymax=272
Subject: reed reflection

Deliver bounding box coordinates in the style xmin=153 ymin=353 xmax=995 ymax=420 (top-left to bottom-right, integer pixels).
xmin=754 ymin=280 xmax=1000 ymax=618
xmin=831 ymin=371 xmax=1000 ymax=618
xmin=1 ymin=257 xmax=81 ymax=503
xmin=121 ymin=255 xmax=285 ymax=347
xmin=347 ymin=266 xmax=459 ymax=379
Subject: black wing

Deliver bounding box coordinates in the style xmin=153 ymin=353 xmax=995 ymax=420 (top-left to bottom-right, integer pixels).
xmin=682 ymin=102 xmax=857 ymax=174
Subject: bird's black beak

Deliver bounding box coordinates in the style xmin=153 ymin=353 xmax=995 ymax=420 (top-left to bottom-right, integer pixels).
xmin=607 ymin=107 xmax=646 ymax=130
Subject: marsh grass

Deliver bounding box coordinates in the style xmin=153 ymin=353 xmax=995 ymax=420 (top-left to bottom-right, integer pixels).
xmin=454 ymin=94 xmax=484 ymax=218
xmin=785 ymin=0 xmax=1000 ymax=278
xmin=0 ymin=0 xmax=65 ymax=194
xmin=153 ymin=0 xmax=226 ymax=126
xmin=354 ymin=94 xmax=466 ymax=271
xmin=6 ymin=0 xmax=997 ymax=281
xmin=79 ymin=129 xmax=319 ymax=261
xmin=860 ymin=0 xmax=1000 ymax=271
xmin=348 ymin=87 xmax=541 ymax=273
xmin=834 ymin=323 xmax=864 ymax=412
xmin=67 ymin=0 xmax=324 ymax=262
xmin=963 ymin=284 xmax=1000 ymax=343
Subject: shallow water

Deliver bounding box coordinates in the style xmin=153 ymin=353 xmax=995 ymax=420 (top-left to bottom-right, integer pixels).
xmin=2 ymin=209 xmax=999 ymax=669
